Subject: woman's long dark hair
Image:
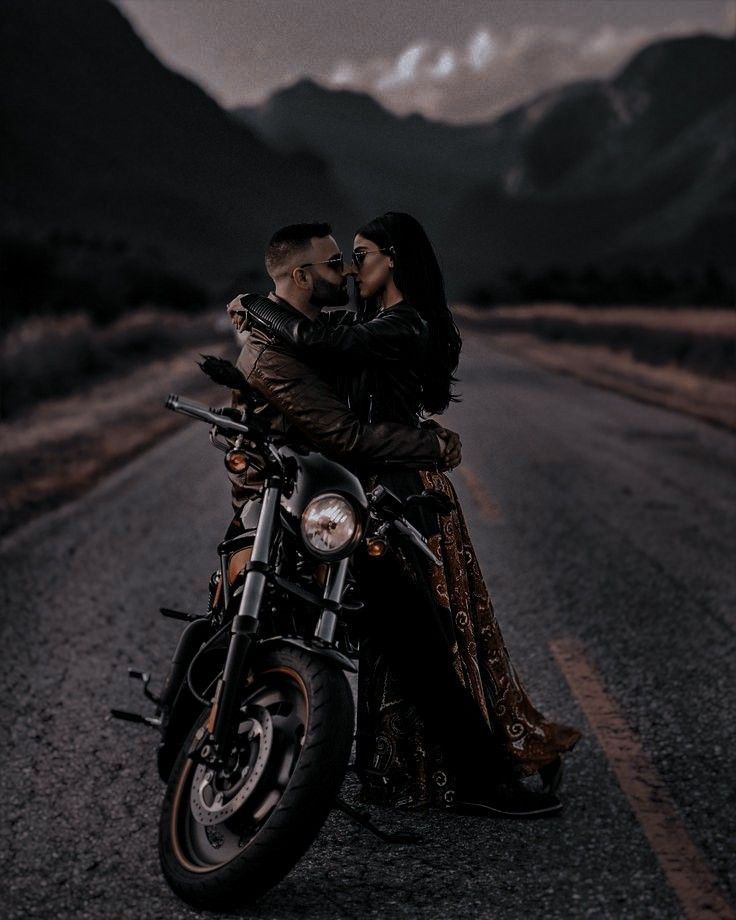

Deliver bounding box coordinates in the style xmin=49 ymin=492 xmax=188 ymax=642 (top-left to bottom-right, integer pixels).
xmin=356 ymin=211 xmax=461 ymax=415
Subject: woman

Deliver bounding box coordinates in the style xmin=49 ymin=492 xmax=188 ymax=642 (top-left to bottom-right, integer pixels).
xmin=244 ymin=212 xmax=581 ymax=815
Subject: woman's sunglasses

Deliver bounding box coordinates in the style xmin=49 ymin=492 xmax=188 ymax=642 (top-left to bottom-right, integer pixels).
xmin=352 ymin=247 xmax=391 ymax=268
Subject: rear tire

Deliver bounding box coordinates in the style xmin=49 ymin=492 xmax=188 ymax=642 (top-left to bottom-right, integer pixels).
xmin=159 ymin=643 xmax=354 ymax=909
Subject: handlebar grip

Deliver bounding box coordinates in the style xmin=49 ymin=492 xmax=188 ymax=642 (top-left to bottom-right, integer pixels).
xmin=393 ymin=519 xmax=442 ymax=566
xmin=165 ymin=393 xmax=254 ymax=437
xmin=165 ymin=394 xmax=207 ymax=419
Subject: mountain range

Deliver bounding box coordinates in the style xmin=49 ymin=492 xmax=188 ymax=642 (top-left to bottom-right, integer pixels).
xmin=1 ymin=0 xmax=733 ymax=314
xmin=236 ymin=34 xmax=735 ymax=299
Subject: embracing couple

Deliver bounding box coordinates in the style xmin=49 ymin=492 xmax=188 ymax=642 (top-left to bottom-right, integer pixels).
xmin=225 ymin=213 xmax=580 ymax=817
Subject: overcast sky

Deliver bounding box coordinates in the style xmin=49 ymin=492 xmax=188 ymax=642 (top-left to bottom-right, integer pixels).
xmin=114 ymin=0 xmax=735 ymax=123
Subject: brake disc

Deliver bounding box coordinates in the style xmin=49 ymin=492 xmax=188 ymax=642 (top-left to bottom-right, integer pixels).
xmin=189 ymin=705 xmax=273 ymax=827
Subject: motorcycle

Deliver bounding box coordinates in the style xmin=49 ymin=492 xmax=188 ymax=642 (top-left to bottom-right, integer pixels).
xmin=112 ymin=386 xmax=452 ymax=910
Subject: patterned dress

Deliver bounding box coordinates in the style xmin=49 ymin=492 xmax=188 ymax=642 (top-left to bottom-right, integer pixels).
xmin=356 ymin=468 xmax=581 ymax=809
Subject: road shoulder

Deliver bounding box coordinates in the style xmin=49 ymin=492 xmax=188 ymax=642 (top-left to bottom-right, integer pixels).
xmin=0 ymin=340 xmax=232 ymax=537
xmin=456 ymin=307 xmax=736 ymax=431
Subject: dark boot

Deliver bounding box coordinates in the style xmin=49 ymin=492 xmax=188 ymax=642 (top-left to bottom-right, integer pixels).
xmin=452 ymin=782 xmax=563 ymax=818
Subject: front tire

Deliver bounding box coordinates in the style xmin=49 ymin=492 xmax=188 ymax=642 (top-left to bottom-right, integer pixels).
xmin=159 ymin=644 xmax=354 ymax=910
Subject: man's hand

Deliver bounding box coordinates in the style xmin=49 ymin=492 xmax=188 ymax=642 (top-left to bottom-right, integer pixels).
xmin=227 ymin=294 xmax=248 ymax=333
xmin=435 ymin=425 xmax=462 ymax=471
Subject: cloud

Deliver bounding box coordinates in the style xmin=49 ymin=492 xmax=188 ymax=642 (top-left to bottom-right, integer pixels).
xmin=377 ymin=42 xmax=429 ymax=89
xmin=324 ymin=20 xmax=730 ymax=124
xmin=429 ymin=48 xmax=456 ymax=80
xmin=331 ymin=61 xmax=357 ymax=86
xmin=466 ymin=28 xmax=496 ymax=71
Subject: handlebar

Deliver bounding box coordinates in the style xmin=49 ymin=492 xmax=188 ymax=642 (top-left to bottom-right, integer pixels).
xmin=367 ymin=485 xmax=443 ymax=566
xmin=167 ymin=395 xmax=442 ymax=564
xmin=392 ymin=518 xmax=442 ymax=566
xmin=165 ymin=395 xmax=253 ymax=437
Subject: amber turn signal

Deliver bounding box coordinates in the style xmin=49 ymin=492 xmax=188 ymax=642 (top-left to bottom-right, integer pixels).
xmin=366 ymin=538 xmax=387 ymax=557
xmin=224 ymin=449 xmax=250 ymax=473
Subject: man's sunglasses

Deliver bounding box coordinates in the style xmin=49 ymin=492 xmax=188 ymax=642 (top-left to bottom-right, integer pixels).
xmin=351 ymin=247 xmax=391 ymax=268
xmin=299 ymin=253 xmax=344 ymax=272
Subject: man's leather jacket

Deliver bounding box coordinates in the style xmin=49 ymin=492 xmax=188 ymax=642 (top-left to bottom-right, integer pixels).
xmin=229 ymin=314 xmax=441 ymax=507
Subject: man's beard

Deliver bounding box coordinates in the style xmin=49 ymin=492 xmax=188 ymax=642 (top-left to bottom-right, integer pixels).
xmin=310 ymin=277 xmax=350 ymax=307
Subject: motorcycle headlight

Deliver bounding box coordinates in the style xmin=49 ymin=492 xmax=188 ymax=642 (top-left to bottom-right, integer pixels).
xmin=300 ymin=493 xmax=360 ymax=559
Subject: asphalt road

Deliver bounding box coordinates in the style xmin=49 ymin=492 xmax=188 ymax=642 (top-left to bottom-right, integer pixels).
xmin=2 ymin=332 xmax=735 ymax=919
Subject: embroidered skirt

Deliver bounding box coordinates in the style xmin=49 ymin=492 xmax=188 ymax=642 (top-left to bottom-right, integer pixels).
xmin=356 ymin=470 xmax=581 ymax=809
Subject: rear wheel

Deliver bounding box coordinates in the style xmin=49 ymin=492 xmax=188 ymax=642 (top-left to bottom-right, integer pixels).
xmin=158 ymin=644 xmax=354 ymax=910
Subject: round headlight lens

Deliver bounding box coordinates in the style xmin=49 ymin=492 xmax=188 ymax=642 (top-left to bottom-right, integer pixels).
xmin=300 ymin=493 xmax=358 ymax=558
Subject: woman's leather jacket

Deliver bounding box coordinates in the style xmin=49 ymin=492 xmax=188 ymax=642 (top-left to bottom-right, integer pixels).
xmin=229 ymin=302 xmax=441 ymax=507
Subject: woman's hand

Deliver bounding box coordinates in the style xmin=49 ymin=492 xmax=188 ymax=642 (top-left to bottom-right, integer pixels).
xmin=435 ymin=425 xmax=462 ymax=470
xmin=226 ymin=294 xmax=248 ymax=333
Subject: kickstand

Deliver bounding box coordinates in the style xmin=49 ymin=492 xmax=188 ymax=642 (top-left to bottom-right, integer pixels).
xmin=333 ymin=796 xmax=422 ymax=845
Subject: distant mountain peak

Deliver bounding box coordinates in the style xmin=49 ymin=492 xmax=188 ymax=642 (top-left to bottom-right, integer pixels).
xmin=243 ymin=76 xmax=453 ymax=133
xmin=259 ymin=77 xmax=391 ymax=118
xmin=617 ymin=32 xmax=735 ymax=84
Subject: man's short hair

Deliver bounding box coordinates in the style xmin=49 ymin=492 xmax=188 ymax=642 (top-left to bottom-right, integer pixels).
xmin=265 ymin=221 xmax=332 ymax=276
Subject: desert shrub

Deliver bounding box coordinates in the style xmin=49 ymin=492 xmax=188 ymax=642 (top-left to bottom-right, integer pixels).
xmin=457 ymin=309 xmax=735 ymax=378
xmin=467 ymin=264 xmax=735 ymax=308
xmin=0 ymin=308 xmax=226 ymax=418
xmin=0 ymin=313 xmax=99 ymax=416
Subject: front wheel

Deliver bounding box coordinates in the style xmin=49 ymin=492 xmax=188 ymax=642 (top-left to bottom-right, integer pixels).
xmin=159 ymin=644 xmax=354 ymax=910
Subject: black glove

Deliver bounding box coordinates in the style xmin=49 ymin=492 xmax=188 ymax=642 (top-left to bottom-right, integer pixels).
xmin=238 ymin=293 xmax=303 ymax=343
xmin=198 ymin=354 xmax=262 ymax=410
xmin=198 ymin=354 xmax=248 ymax=390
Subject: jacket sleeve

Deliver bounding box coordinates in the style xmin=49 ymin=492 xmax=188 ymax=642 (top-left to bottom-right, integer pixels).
xmin=241 ymin=293 xmax=425 ymax=364
xmin=292 ymin=307 xmax=426 ymax=363
xmin=244 ymin=343 xmax=441 ymax=466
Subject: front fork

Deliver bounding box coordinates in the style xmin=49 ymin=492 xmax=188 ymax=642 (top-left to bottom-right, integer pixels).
xmin=314 ymin=558 xmax=349 ymax=644
xmin=209 ymin=480 xmax=280 ymax=757
xmin=207 ymin=483 xmax=349 ymax=761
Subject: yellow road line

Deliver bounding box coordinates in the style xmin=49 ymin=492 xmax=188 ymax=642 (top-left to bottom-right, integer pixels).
xmin=551 ymin=638 xmax=735 ymax=920
xmin=456 ymin=466 xmax=503 ymax=521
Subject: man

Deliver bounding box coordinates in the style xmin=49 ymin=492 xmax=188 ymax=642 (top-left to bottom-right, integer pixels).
xmin=225 ymin=222 xmax=458 ymax=509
